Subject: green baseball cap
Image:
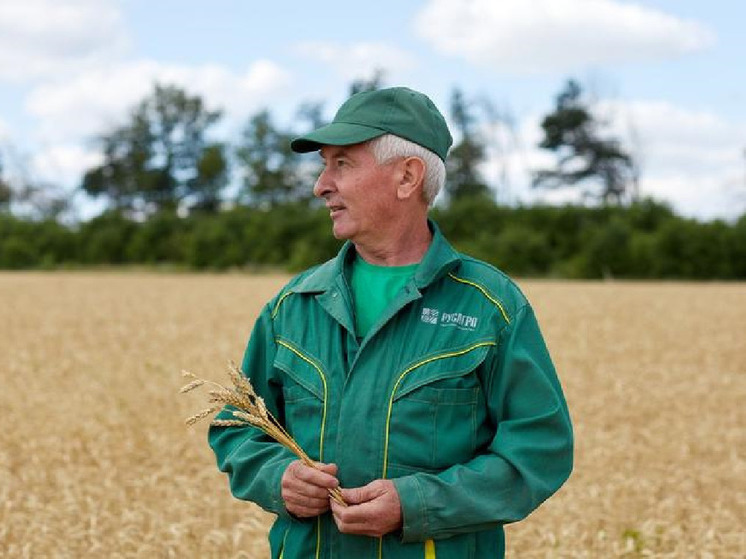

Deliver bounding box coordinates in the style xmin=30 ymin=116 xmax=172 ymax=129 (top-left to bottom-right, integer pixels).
xmin=291 ymin=87 xmax=452 ymax=161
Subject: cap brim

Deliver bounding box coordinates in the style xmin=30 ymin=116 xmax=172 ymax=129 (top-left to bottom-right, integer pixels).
xmin=290 ymin=122 xmax=386 ymax=153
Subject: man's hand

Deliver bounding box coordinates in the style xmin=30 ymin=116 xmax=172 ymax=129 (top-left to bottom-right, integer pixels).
xmin=330 ymin=479 xmax=402 ymax=537
xmin=281 ymin=460 xmax=339 ymax=518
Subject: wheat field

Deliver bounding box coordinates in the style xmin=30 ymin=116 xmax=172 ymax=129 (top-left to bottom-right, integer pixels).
xmin=1 ymin=272 xmax=744 ymax=558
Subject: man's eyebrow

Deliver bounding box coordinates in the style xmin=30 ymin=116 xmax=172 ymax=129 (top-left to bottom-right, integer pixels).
xmin=320 ymin=147 xmax=351 ymax=159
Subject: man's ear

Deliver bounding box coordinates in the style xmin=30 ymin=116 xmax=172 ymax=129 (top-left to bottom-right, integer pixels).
xmin=396 ymin=156 xmax=426 ymax=201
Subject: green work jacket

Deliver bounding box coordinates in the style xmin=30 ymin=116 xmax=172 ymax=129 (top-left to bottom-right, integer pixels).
xmin=209 ymin=222 xmax=573 ymax=559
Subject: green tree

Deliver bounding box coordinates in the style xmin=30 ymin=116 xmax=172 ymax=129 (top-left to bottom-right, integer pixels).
xmin=446 ymin=88 xmax=490 ymax=202
xmin=235 ymin=110 xmax=307 ymax=207
xmin=295 ymin=100 xmax=326 ymax=131
xmin=188 ymin=143 xmax=229 ymax=212
xmin=0 ymin=155 xmax=11 ymax=213
xmin=349 ymin=69 xmax=385 ymax=96
xmin=533 ymin=79 xmax=637 ymax=204
xmin=292 ymin=101 xmax=327 ymax=198
xmin=81 ymin=115 xmax=150 ymax=211
xmin=15 ymin=180 xmax=71 ymax=221
xmin=82 ymin=83 xmax=223 ymax=214
xmin=0 ymin=149 xmax=71 ymax=220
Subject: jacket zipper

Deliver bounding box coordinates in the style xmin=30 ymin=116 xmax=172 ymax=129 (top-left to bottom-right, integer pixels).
xmin=378 ymin=341 xmax=496 ymax=559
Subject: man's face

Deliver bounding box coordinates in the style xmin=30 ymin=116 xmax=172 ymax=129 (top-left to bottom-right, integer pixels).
xmin=314 ymin=142 xmax=400 ymax=243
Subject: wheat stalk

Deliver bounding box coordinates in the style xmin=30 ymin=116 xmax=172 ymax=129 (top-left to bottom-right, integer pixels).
xmin=181 ymin=361 xmax=346 ymax=506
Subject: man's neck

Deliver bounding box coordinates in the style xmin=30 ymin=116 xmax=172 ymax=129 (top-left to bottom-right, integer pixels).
xmin=354 ymin=219 xmax=432 ymax=266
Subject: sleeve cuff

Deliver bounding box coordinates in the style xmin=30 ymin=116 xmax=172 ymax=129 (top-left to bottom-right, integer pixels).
xmin=392 ymin=474 xmax=430 ymax=543
xmin=270 ymin=456 xmax=297 ymax=520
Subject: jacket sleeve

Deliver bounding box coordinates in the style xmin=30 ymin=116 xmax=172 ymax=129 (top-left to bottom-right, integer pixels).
xmin=208 ymin=304 xmax=296 ymax=519
xmin=392 ymin=304 xmax=573 ymax=542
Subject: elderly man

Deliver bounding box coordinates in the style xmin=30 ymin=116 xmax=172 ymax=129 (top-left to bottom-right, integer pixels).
xmin=209 ymin=87 xmax=573 ymax=558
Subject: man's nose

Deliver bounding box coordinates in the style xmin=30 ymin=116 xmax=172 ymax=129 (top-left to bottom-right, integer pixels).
xmin=313 ymin=168 xmax=334 ymax=198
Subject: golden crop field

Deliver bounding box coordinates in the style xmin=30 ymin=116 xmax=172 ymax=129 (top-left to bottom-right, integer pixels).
xmin=1 ymin=272 xmax=744 ymax=558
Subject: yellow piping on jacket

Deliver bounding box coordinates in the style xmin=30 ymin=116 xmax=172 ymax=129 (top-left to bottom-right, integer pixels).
xmin=378 ymin=341 xmax=497 ymax=559
xmin=276 ymin=339 xmax=329 ymax=559
xmin=447 ymin=273 xmax=510 ymax=324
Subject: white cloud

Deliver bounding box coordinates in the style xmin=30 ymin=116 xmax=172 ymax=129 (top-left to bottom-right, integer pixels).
xmin=0 ymin=0 xmax=129 ymax=82
xmin=602 ymin=100 xmax=744 ymax=173
xmin=608 ymin=100 xmax=746 ymax=219
xmin=473 ymin=99 xmax=746 ymax=219
xmin=31 ymin=143 xmax=102 ymax=187
xmin=20 ymin=58 xmax=294 ymax=201
xmin=295 ymin=41 xmax=417 ymax=80
xmin=415 ymin=0 xmax=716 ymax=73
xmin=25 ymin=59 xmax=293 ymax=142
xmin=641 ymin=175 xmax=741 ymax=221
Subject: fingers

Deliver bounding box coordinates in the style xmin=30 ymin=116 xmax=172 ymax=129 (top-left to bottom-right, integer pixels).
xmin=281 ymin=463 xmax=403 ymax=533
xmin=315 ymin=462 xmax=339 ymax=479
xmin=331 ymin=498 xmax=377 ymax=532
xmin=281 ymin=460 xmax=339 ymax=518
xmin=331 ymin=479 xmax=402 ymax=537
xmin=338 ymin=479 xmax=387 ymax=505
xmin=296 ymin=461 xmax=339 ymax=489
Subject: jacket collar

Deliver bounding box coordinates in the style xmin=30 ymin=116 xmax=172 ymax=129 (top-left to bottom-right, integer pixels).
xmin=414 ymin=219 xmax=461 ymax=289
xmin=294 ymin=219 xmax=460 ymax=294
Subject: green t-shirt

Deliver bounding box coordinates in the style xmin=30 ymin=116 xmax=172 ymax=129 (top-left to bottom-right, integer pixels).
xmin=350 ymin=254 xmax=418 ymax=338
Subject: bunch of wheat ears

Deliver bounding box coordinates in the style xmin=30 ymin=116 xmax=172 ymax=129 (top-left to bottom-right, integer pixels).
xmin=181 ymin=361 xmax=346 ymax=506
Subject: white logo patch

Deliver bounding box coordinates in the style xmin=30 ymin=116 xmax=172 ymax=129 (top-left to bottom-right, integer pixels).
xmin=421 ymin=308 xmax=479 ymax=331
xmin=420 ymin=307 xmax=440 ymax=324
xmin=441 ymin=312 xmax=479 ymax=330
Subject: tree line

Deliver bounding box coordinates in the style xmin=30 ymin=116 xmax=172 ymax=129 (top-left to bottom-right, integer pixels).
xmin=1 ymin=77 xmax=744 ymax=278
xmin=2 ymin=198 xmax=745 ymax=278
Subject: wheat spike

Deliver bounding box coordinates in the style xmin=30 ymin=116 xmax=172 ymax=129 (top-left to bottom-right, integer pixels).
xmin=185 ymin=406 xmax=222 ymax=426
xmin=230 ymin=409 xmax=265 ymax=425
xmin=180 ymin=362 xmax=347 ymax=506
xmin=211 ymin=419 xmax=251 ymax=428
xmin=179 ymin=379 xmax=205 ymax=393
xmin=227 ymin=360 xmax=256 ymax=399
xmin=207 ymin=389 xmax=252 ymax=409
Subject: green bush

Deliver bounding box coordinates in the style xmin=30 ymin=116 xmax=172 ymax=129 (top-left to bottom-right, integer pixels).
xmin=126 ymin=211 xmax=190 ymax=264
xmin=0 ymin=236 xmax=36 ymax=269
xmin=186 ymin=214 xmax=248 ymax=270
xmin=579 ymin=217 xmax=633 ymax=279
xmin=77 ymin=212 xmax=137 ymax=264
xmin=729 ymin=215 xmax=746 ymax=278
xmin=0 ymin=201 xmax=744 ymax=279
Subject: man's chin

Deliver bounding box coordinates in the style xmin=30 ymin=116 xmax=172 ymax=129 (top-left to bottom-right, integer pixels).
xmin=331 ymin=229 xmax=351 ymax=241
xmin=331 ymin=222 xmax=353 ymax=241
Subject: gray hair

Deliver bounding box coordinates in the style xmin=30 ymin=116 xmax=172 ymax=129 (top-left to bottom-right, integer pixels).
xmin=368 ymin=134 xmax=445 ymax=206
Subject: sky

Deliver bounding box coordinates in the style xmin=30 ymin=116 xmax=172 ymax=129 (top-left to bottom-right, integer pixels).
xmin=1 ymin=0 xmax=745 ymax=221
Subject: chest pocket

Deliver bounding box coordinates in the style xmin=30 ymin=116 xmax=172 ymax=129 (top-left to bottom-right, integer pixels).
xmin=273 ymin=340 xmax=328 ymax=462
xmin=386 ymin=342 xmax=493 ymax=474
